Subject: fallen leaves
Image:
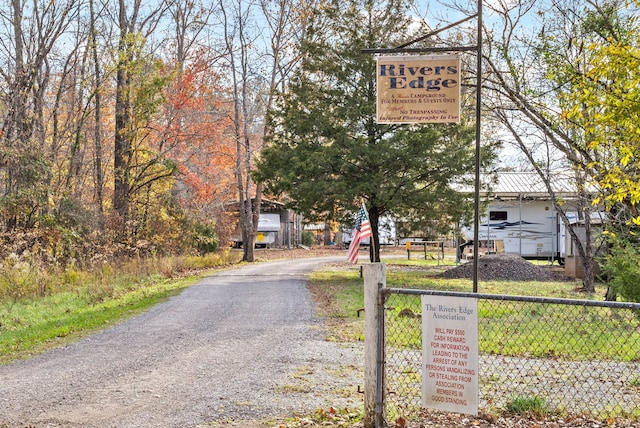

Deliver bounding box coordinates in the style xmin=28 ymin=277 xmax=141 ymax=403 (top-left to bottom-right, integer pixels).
xmin=274 ymin=406 xmax=362 ymax=427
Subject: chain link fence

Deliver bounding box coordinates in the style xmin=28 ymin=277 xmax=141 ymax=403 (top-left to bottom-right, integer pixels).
xmin=382 ymin=288 xmax=640 ymax=423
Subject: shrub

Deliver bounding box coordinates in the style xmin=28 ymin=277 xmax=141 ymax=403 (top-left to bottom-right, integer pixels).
xmin=302 ymin=231 xmax=315 ymax=247
xmin=193 ymin=222 xmax=219 ymax=254
xmin=602 ymin=238 xmax=640 ymax=306
xmin=506 ymin=395 xmax=548 ymax=418
xmin=0 ymin=253 xmax=51 ymax=300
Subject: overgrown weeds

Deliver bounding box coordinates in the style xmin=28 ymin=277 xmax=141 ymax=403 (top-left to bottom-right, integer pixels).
xmin=505 ymin=395 xmax=549 ymax=418
xmin=0 ymin=250 xmax=240 ymax=302
xmin=0 ymin=249 xmax=242 ymax=364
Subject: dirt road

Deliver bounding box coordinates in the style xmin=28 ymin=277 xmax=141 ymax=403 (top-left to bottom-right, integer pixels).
xmin=0 ymin=257 xmax=364 ymax=428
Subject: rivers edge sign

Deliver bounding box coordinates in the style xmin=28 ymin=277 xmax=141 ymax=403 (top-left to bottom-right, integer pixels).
xmin=376 ymin=55 xmax=461 ymax=124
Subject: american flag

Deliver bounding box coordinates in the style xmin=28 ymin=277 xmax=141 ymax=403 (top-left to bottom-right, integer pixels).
xmin=347 ymin=203 xmax=373 ymax=264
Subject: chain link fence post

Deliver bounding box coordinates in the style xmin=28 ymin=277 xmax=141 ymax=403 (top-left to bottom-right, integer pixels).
xmin=364 ymin=263 xmax=386 ymax=428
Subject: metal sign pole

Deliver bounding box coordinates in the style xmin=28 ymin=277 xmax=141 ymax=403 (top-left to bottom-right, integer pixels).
xmin=473 ymin=0 xmax=483 ymax=293
xmin=362 ymin=0 xmax=483 ymax=294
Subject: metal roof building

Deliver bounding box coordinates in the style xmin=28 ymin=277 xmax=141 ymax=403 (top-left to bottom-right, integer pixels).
xmin=479 ymin=171 xmax=580 ymax=199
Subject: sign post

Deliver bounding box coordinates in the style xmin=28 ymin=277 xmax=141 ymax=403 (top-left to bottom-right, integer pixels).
xmin=421 ymin=295 xmax=479 ymax=415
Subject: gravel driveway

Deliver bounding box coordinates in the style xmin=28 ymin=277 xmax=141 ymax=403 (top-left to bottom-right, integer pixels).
xmin=0 ymin=257 xmax=364 ymax=428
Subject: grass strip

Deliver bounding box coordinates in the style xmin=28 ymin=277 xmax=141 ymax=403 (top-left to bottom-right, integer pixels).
xmin=308 ymin=259 xmax=639 ymax=362
xmin=0 ymin=276 xmax=196 ymax=364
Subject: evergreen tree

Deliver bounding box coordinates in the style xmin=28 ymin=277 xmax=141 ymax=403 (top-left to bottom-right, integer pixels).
xmin=256 ymin=0 xmax=494 ymax=261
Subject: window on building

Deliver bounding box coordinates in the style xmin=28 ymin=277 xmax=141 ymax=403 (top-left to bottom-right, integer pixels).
xmin=489 ymin=211 xmax=508 ymax=221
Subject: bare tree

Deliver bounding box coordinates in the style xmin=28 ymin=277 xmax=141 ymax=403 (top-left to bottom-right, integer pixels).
xmin=168 ymin=0 xmax=211 ymax=69
xmin=216 ymin=0 xmax=305 ymax=261
xmin=0 ymin=0 xmax=79 ymax=230
xmin=89 ymin=0 xmax=108 ymax=215
xmin=481 ymin=0 xmax=618 ymax=292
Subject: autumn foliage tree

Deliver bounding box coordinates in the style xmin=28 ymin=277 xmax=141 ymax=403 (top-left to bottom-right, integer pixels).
xmin=0 ymin=0 xmax=316 ymax=271
xmin=553 ymin=3 xmax=640 ymax=231
xmin=551 ymin=1 xmax=640 ymax=301
xmin=162 ymin=56 xmax=237 ymax=249
xmin=0 ymin=0 xmax=250 ymax=265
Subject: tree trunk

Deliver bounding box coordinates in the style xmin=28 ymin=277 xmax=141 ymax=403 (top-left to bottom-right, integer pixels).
xmin=323 ymin=221 xmax=332 ymax=245
xmin=368 ymin=205 xmax=381 ymax=263
xmin=114 ymin=0 xmax=131 ymax=226
xmin=248 ymin=183 xmax=263 ymax=259
xmin=579 ymin=206 xmax=596 ymax=293
xmin=90 ymin=0 xmax=104 ymax=216
xmin=242 ymin=195 xmax=255 ymax=262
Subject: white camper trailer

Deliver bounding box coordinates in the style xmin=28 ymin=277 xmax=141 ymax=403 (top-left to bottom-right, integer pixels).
xmin=232 ymin=212 xmax=281 ymax=248
xmin=462 ymin=199 xmax=565 ymax=261
xmin=254 ymin=213 xmax=280 ymax=247
xmin=461 ymin=200 xmax=604 ymax=263
xmin=459 ymin=171 xmax=605 ymax=264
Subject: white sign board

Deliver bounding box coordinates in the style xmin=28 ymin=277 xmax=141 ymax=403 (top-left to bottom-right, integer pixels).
xmin=257 ymin=213 xmax=281 ymax=232
xmin=422 ymin=295 xmax=478 ymax=415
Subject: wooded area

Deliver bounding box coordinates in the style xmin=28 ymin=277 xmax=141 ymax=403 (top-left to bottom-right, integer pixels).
xmin=0 ymin=0 xmax=302 ymax=266
xmin=1 ymin=0 xmax=640 ymax=302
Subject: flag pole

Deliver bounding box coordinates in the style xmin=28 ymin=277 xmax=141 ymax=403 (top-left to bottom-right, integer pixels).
xmin=364 ymin=202 xmax=376 ymax=264
xmin=371 ymin=229 xmax=377 ymax=264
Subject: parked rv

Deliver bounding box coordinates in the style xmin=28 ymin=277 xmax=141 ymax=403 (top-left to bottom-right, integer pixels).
xmin=462 ymin=200 xmax=575 ymax=263
xmin=461 ymin=198 xmax=607 ymax=263
xmin=254 ymin=213 xmax=280 ymax=247
xmin=232 ymin=213 xmax=282 ymax=248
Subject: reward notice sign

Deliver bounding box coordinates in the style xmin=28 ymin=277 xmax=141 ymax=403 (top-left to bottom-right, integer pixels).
xmin=376 ymin=55 xmax=461 ymax=124
xmin=422 ymin=295 xmax=478 ymax=416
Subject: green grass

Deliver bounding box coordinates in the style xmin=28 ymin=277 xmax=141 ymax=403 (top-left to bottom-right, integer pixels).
xmin=478 ymin=301 xmax=640 ymax=361
xmin=0 ymin=276 xmax=197 ymax=364
xmin=505 ymin=395 xmax=549 ymax=418
xmin=309 ymin=269 xmax=366 ymax=342
xmin=0 ymin=251 xmax=240 ymax=364
xmin=4 ymin=253 xmax=638 ymax=366
xmin=308 ymin=258 xmax=640 ymax=362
